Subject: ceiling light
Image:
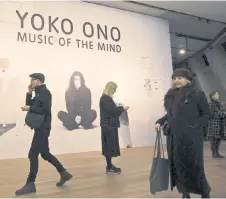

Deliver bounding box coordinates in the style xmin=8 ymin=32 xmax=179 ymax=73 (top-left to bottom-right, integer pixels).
xmin=179 ymin=49 xmax=186 ymax=55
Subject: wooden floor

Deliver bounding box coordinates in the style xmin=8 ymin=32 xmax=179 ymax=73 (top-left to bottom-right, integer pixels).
xmin=1 ymin=143 xmax=226 ymax=198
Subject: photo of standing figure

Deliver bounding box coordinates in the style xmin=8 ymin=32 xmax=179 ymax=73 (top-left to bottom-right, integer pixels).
xmin=58 ymin=71 xmax=97 ymax=130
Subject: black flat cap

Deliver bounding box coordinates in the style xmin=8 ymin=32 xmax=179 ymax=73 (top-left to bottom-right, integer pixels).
xmin=29 ymin=73 xmax=45 ymax=83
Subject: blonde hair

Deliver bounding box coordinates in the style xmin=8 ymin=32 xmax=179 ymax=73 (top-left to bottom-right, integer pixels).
xmin=103 ymin=81 xmax=117 ymax=97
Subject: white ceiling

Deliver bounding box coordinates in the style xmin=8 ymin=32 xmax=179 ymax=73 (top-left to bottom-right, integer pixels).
xmin=143 ymin=1 xmax=226 ymax=23
xmin=87 ymin=1 xmax=226 ymax=65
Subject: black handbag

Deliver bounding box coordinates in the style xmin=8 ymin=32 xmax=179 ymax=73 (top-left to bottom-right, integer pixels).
xmin=25 ymin=111 xmax=45 ymax=129
xmin=150 ymin=130 xmax=169 ymax=194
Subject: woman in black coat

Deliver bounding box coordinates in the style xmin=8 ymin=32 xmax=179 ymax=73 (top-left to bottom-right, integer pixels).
xmin=207 ymin=91 xmax=226 ymax=158
xmin=99 ymin=81 xmax=129 ymax=174
xmin=155 ymin=68 xmax=211 ymax=198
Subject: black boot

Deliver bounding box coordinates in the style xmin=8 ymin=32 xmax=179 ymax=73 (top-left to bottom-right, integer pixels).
xmin=106 ymin=165 xmax=121 ymax=174
xmin=56 ymin=170 xmax=73 ymax=187
xmin=216 ymin=140 xmax=223 ymax=158
xmin=182 ymin=192 xmax=191 ymax=198
xmin=201 ymin=193 xmax=210 ymax=198
xmin=15 ymin=182 xmax=36 ymax=195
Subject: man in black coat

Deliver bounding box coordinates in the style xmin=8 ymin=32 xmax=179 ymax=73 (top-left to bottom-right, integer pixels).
xmin=16 ymin=73 xmax=72 ymax=195
xmin=155 ymin=68 xmax=211 ymax=198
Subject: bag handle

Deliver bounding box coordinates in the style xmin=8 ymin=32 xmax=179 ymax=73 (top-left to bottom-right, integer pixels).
xmin=159 ymin=130 xmax=165 ymax=158
xmin=153 ymin=130 xmax=165 ymax=159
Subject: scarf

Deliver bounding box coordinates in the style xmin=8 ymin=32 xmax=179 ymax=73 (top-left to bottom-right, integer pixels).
xmin=164 ymin=84 xmax=195 ymax=118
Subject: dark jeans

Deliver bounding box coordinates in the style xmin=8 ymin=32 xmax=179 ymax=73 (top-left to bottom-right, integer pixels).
xmin=210 ymin=137 xmax=221 ymax=154
xmin=27 ymin=129 xmax=65 ymax=183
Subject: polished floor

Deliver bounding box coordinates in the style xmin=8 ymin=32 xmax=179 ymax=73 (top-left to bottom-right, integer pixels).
xmin=0 ymin=142 xmax=226 ymax=198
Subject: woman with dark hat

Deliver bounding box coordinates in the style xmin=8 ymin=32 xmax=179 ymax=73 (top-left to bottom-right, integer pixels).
xmin=207 ymin=91 xmax=226 ymax=158
xmin=155 ymin=68 xmax=211 ymax=198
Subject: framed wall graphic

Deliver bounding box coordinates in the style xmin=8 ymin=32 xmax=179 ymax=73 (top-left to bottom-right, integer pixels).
xmin=144 ymin=78 xmax=152 ymax=90
xmin=143 ymin=78 xmax=153 ymax=99
xmin=144 ymin=78 xmax=164 ymax=91
xmin=150 ymin=78 xmax=164 ymax=92
xmin=143 ymin=77 xmax=164 ymax=99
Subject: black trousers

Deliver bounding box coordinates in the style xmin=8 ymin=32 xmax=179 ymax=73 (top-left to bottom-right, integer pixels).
xmin=27 ymin=129 xmax=65 ymax=183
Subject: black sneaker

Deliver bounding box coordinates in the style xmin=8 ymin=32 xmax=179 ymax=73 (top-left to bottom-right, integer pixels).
xmin=56 ymin=170 xmax=73 ymax=187
xmin=182 ymin=193 xmax=191 ymax=198
xmin=217 ymin=153 xmax=224 ymax=158
xmin=213 ymin=153 xmax=223 ymax=158
xmin=202 ymin=194 xmax=210 ymax=198
xmin=106 ymin=165 xmax=121 ymax=174
xmin=15 ymin=182 xmax=36 ymax=195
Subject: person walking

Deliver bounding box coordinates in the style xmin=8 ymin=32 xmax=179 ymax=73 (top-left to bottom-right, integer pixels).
xmin=16 ymin=73 xmax=72 ymax=195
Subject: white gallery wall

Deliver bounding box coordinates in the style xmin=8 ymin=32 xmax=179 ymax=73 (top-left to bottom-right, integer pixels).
xmin=0 ymin=1 xmax=172 ymax=159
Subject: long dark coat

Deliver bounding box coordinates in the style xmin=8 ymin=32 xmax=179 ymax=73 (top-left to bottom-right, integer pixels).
xmin=156 ymin=87 xmax=211 ymax=195
xmin=207 ymin=99 xmax=226 ymax=138
xmin=99 ymin=94 xmax=124 ymax=157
